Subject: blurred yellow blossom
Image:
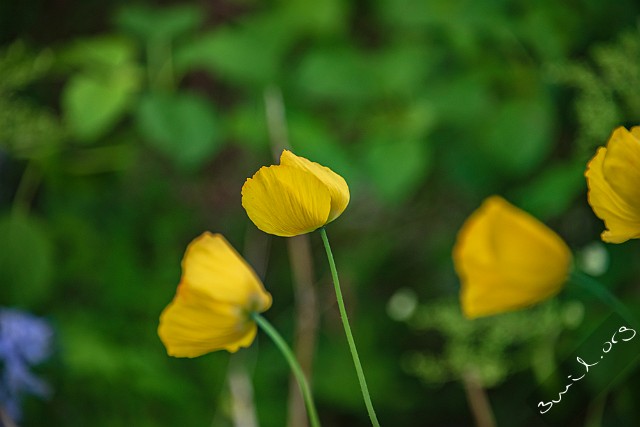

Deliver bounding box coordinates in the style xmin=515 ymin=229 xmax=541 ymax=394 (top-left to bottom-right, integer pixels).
xmin=158 ymin=232 xmax=272 ymax=357
xmin=453 ymin=196 xmax=572 ymax=319
xmin=585 ymin=126 xmax=640 ymax=243
xmin=241 ymin=150 xmax=350 ymax=237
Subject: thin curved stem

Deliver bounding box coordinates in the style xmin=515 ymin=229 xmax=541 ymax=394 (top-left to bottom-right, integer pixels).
xmin=319 ymin=227 xmax=381 ymax=427
xmin=12 ymin=161 xmax=40 ymax=216
xmin=252 ymin=313 xmax=321 ymax=427
xmin=569 ymin=270 xmax=638 ymax=329
xmin=462 ymin=370 xmax=496 ymax=427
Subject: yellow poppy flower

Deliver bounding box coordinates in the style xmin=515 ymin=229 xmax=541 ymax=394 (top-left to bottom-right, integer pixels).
xmin=453 ymin=196 xmax=572 ymax=319
xmin=241 ymin=150 xmax=350 ymax=237
xmin=585 ymin=126 xmax=640 ymax=243
xmin=158 ymin=232 xmax=272 ymax=357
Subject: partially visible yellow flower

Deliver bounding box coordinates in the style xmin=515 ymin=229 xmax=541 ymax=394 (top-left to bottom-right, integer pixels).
xmin=241 ymin=150 xmax=350 ymax=237
xmin=585 ymin=126 xmax=640 ymax=243
xmin=158 ymin=232 xmax=272 ymax=357
xmin=453 ymin=196 xmax=572 ymax=319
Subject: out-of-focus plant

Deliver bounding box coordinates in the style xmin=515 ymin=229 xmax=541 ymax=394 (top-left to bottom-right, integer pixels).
xmin=453 ymin=196 xmax=572 ymax=319
xmin=0 ymin=42 xmax=61 ymax=161
xmin=59 ymin=4 xmax=222 ymax=170
xmin=454 ymin=196 xmax=638 ymax=328
xmin=447 ymin=129 xmax=640 ymax=423
xmin=396 ymin=297 xmax=584 ymax=427
xmin=61 ymin=36 xmax=140 ymax=143
xmin=401 ymin=299 xmax=582 ymax=389
xmin=0 ymin=308 xmax=54 ymax=424
xmin=0 ymin=43 xmax=58 ymax=309
xmin=552 ymin=27 xmax=640 ymax=154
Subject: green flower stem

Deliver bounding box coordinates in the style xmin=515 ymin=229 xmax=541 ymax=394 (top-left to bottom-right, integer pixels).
xmin=12 ymin=161 xmax=40 ymax=216
xmin=319 ymin=227 xmax=381 ymax=427
xmin=569 ymin=270 xmax=639 ymax=329
xmin=252 ymin=313 xmax=321 ymax=427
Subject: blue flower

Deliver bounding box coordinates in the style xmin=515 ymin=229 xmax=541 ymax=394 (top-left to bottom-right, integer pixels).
xmin=0 ymin=308 xmax=53 ymax=422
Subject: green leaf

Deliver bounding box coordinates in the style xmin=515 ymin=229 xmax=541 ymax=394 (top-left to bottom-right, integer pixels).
xmin=0 ymin=95 xmax=63 ymax=159
xmin=294 ymin=48 xmax=376 ymax=102
xmin=0 ymin=214 xmax=53 ymax=308
xmin=374 ymin=45 xmax=435 ymax=98
xmin=62 ymin=68 xmax=139 ymax=142
xmin=174 ymin=14 xmax=293 ymax=85
xmin=516 ymin=4 xmax=576 ymax=61
xmin=296 ymin=46 xmax=435 ymax=103
xmin=136 ymin=92 xmax=220 ymax=169
xmin=62 ymin=144 xmax=137 ymax=175
xmin=61 ymin=36 xmax=137 ymax=70
xmin=282 ymin=0 xmax=347 ymax=37
xmin=438 ymin=129 xmax=501 ymax=195
xmin=287 ymin=113 xmax=354 ymax=182
xmin=364 ymin=138 xmax=431 ymax=204
xmin=116 ymin=5 xmax=203 ymax=42
xmin=425 ymin=75 xmax=493 ymax=124
xmin=0 ymin=41 xmax=53 ymax=91
xmin=480 ymin=95 xmax=555 ymax=177
xmin=512 ymin=161 xmax=586 ymax=220
xmin=226 ymin=103 xmax=269 ymax=150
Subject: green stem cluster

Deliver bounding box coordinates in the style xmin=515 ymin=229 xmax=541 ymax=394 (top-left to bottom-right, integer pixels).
xmin=320 ymin=227 xmax=381 ymax=427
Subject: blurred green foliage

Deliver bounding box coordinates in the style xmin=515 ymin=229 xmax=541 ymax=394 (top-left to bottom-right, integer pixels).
xmin=402 ymin=299 xmax=583 ymax=388
xmin=0 ymin=42 xmax=61 ymax=160
xmin=2 ymin=1 xmax=640 ymax=426
xmin=552 ymin=28 xmax=640 ymax=153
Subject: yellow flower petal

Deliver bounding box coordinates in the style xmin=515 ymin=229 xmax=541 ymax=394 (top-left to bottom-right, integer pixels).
xmin=241 ymin=151 xmax=350 ymax=237
xmin=242 ymin=164 xmax=332 ymax=237
xmin=280 ymin=150 xmax=350 ymax=222
xmin=586 ymin=126 xmax=640 ymax=243
xmin=181 ymin=232 xmax=272 ymax=310
xmin=158 ymin=232 xmax=272 ymax=357
xmin=601 ymin=128 xmax=640 ymax=211
xmin=453 ymin=196 xmax=572 ymax=319
xmin=158 ymin=293 xmax=257 ymax=356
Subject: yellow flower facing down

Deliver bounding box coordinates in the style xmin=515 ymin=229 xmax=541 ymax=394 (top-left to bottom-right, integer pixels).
xmin=453 ymin=196 xmax=572 ymax=319
xmin=242 ymin=150 xmax=350 ymax=237
xmin=158 ymin=232 xmax=272 ymax=357
xmin=585 ymin=126 xmax=640 ymax=243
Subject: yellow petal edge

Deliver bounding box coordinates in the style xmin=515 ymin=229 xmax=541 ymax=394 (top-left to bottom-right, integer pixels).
xmin=158 ymin=232 xmax=272 ymax=357
xmin=586 ymin=126 xmax=640 ymax=243
xmin=280 ymin=150 xmax=350 ymax=222
xmin=453 ymin=196 xmax=572 ymax=319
